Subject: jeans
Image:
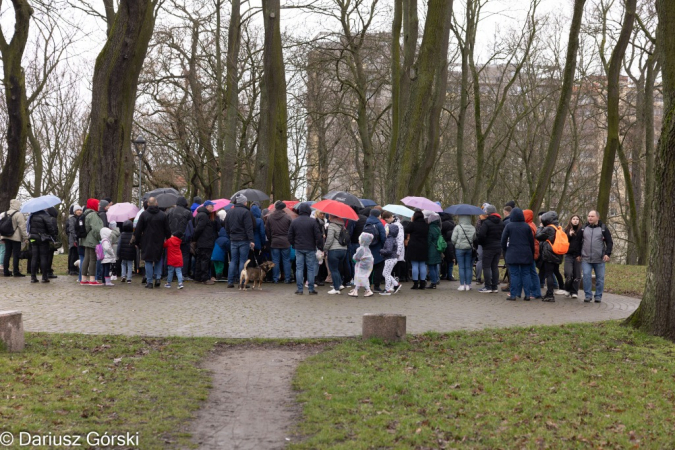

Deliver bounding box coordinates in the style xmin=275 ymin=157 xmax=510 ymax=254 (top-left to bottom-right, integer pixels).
xmin=68 ymin=246 xmax=79 ymax=273
xmin=564 ymin=255 xmax=581 ymax=295
xmin=543 ymin=262 xmax=558 ymax=297
xmin=327 ymin=249 xmax=347 ymax=291
xmin=456 ymin=248 xmax=473 ymax=285
xmin=582 ymin=261 xmax=605 ymax=300
xmin=3 ymin=239 xmax=21 ymax=274
xmin=428 ymin=263 xmax=439 ymax=284
xmin=167 ymin=266 xmax=183 ymax=284
xmin=228 ymin=241 xmax=251 ymax=284
xmin=482 ymin=247 xmax=501 ymax=290
xmin=102 ymin=263 xmax=111 ymax=278
xmin=144 ymin=260 xmax=161 ymax=283
xmin=411 ymin=260 xmax=427 ymax=281
xmin=271 ymin=247 xmax=292 ymax=282
xmin=508 ymin=264 xmax=531 ymax=298
xmin=527 ymin=262 xmax=542 ymax=298
xmin=372 ymin=260 xmax=384 ymax=288
xmin=30 ymin=241 xmax=50 ymax=281
xmin=96 ymin=259 xmax=102 ymax=281
xmin=296 ymin=249 xmax=317 ymax=292
xmin=475 ymin=245 xmax=484 ymax=280
xmin=78 ymin=246 xmax=85 ymax=282
xmin=121 ymin=260 xmax=133 ymax=279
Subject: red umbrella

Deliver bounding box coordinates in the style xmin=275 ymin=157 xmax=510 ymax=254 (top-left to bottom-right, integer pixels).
xmin=282 ymin=200 xmax=300 ymax=209
xmin=312 ymin=199 xmax=359 ymax=221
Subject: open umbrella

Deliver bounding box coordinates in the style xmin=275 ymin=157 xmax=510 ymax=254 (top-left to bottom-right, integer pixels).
xmin=20 ymin=195 xmax=61 ymax=214
xmin=323 ymin=191 xmax=363 ymax=208
xmin=401 ymin=196 xmax=443 ymax=212
xmin=106 ymin=202 xmax=139 ymax=222
xmin=281 ymin=200 xmax=300 ymax=209
xmin=142 ymin=187 xmax=179 ymax=202
xmin=359 ymin=198 xmax=377 ymax=207
xmin=156 ymin=193 xmax=179 ymax=209
xmin=444 ymin=204 xmax=486 ymax=215
xmin=311 ymin=199 xmax=359 ymax=221
xmin=382 ymin=204 xmax=414 ymax=218
xmin=232 ymin=188 xmax=269 ymax=202
xmin=192 ymin=198 xmax=231 ymax=216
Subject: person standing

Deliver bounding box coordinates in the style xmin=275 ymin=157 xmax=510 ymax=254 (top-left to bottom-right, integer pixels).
xmin=117 ymin=220 xmax=136 ymax=283
xmin=535 ymin=211 xmax=563 ymax=302
xmin=266 ymin=201 xmax=293 ymax=283
xmin=500 ymin=208 xmax=534 ymax=300
xmin=323 ymin=214 xmax=348 ymax=295
xmin=426 ymin=213 xmax=443 ymax=289
xmin=451 ymin=214 xmax=476 ymax=291
xmin=66 ymin=205 xmax=82 ymax=275
xmin=225 ymin=194 xmax=255 ymax=288
xmin=193 ymin=200 xmax=217 ymax=285
xmin=168 ymin=196 xmax=193 ymax=273
xmin=28 ymin=209 xmax=58 ymax=283
xmin=579 ymin=210 xmax=613 ymax=303
xmin=440 ymin=213 xmax=456 ymax=281
xmin=523 ymin=210 xmax=543 ymax=300
xmin=288 ymin=202 xmax=323 ymax=295
xmin=133 ymin=197 xmax=171 ymax=289
xmin=404 ymin=210 xmax=429 ymax=290
xmin=364 ymin=209 xmax=386 ymax=292
xmin=564 ymin=214 xmax=583 ymax=298
xmin=164 ymin=231 xmax=185 ymax=289
xmin=100 ymin=226 xmax=121 ymax=286
xmin=379 ymin=222 xmax=401 ymax=295
xmin=81 ymin=198 xmax=104 ymax=286
xmin=1 ymin=199 xmax=28 ymax=277
xmin=477 ymin=205 xmax=505 ymax=293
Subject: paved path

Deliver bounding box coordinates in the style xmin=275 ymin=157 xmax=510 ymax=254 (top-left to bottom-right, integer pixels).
xmin=0 ymin=276 xmax=640 ymax=338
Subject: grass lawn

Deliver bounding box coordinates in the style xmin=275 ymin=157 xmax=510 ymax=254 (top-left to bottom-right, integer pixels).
xmin=0 ymin=333 xmax=217 ymax=450
xmin=292 ymin=321 xmax=675 ymax=449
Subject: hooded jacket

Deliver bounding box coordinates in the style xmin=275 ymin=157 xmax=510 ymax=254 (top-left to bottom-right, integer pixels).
xmin=168 ymin=197 xmax=192 ymax=236
xmin=404 ymin=214 xmax=429 ymax=262
xmin=163 ymin=235 xmax=184 ymax=267
xmin=477 ymin=214 xmax=505 ymax=250
xmin=364 ymin=215 xmax=386 ymax=264
xmin=265 ymin=208 xmax=292 ymax=249
xmin=380 ymin=224 xmax=399 ymax=259
xmin=98 ymin=201 xmax=109 ymax=228
xmin=224 ymin=203 xmax=254 ymax=242
xmin=28 ymin=210 xmax=58 ymax=241
xmin=133 ymin=205 xmax=171 ymax=261
xmin=250 ymin=205 xmax=267 ymax=250
xmin=452 ymin=215 xmax=476 ymax=250
xmin=500 ymin=208 xmax=534 ymax=265
xmin=1 ymin=199 xmax=28 ymax=241
xmin=211 ymin=227 xmax=231 ymax=262
xmin=523 ymin=210 xmax=540 ymax=261
xmin=288 ymin=203 xmax=323 ymax=251
xmin=193 ymin=206 xmax=217 ymax=249
xmin=66 ymin=204 xmax=80 ymax=248
xmin=117 ymin=220 xmax=137 ymax=261
xmin=427 ymin=220 xmax=443 ymax=265
xmin=535 ymin=211 xmax=563 ymax=264
xmin=350 ymin=209 xmax=368 ymax=244
xmin=83 ymin=199 xmax=104 ymax=248
xmin=324 ymin=219 xmax=349 ymax=252
xmin=100 ymin=227 xmax=121 ymax=264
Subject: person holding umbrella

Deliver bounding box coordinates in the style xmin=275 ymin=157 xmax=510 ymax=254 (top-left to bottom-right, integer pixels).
xmin=1 ymin=199 xmax=28 ymax=277
xmin=27 ymin=208 xmax=58 ymax=283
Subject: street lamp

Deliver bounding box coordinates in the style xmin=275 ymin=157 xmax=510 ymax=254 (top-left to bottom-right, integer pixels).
xmin=132 ymin=135 xmax=147 ymax=208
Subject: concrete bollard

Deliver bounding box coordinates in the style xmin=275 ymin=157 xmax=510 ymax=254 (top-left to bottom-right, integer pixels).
xmin=0 ymin=311 xmax=25 ymax=352
xmin=362 ymin=313 xmax=406 ymax=342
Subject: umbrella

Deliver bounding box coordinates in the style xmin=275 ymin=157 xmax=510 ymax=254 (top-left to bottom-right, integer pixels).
xmin=232 ymin=188 xmax=269 ymax=202
xmin=20 ymin=195 xmax=61 ymax=214
xmin=311 ymin=199 xmax=359 ymax=221
xmin=401 ymin=196 xmax=443 ymax=212
xmin=382 ymin=204 xmax=415 ymax=218
xmin=156 ymin=193 xmax=179 ymax=209
xmin=359 ymin=198 xmax=377 ymax=207
xmin=444 ymin=204 xmax=486 ymax=215
xmin=282 ymin=207 xmax=298 ymax=220
xmin=281 ymin=200 xmax=300 ymax=209
xmin=192 ymin=198 xmax=231 ymax=217
xmin=142 ymin=187 xmax=179 ymax=202
xmin=106 ymin=202 xmax=139 ymax=222
xmin=323 ymin=191 xmax=363 ymax=208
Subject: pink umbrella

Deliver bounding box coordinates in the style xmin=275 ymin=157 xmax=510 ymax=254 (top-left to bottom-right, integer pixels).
xmin=106 ymin=202 xmax=140 ymax=222
xmin=400 ymin=196 xmax=443 ymax=213
xmin=192 ymin=198 xmax=231 ymax=216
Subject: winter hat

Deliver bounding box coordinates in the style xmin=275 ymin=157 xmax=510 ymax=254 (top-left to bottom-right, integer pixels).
xmin=99 ymin=199 xmax=109 ymax=211
xmin=217 ymin=210 xmax=227 ymax=221
xmin=481 ymin=202 xmax=490 ymax=210
xmin=275 ymin=201 xmax=286 ymax=210
xmin=193 ymin=196 xmax=203 ymax=205
xmin=370 ymin=209 xmax=381 ymax=217
xmin=485 ymin=205 xmax=497 ymax=215
xmin=504 ymin=200 xmax=516 ymax=208
xmin=73 ymin=204 xmax=83 ymax=213
xmin=204 ymin=200 xmax=216 ymax=207
xmin=173 ymin=231 xmax=184 ymax=240
xmin=426 ymin=212 xmax=440 ymax=223
xmin=235 ymin=194 xmax=248 ymax=205
xmin=86 ymin=198 xmax=99 ymax=212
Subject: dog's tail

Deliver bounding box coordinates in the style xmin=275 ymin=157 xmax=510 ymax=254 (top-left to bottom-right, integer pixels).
xmin=243 ymin=259 xmax=251 ymax=270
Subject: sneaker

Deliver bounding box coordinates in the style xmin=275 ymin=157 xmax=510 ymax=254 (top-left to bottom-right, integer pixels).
xmin=554 ymin=289 xmax=567 ymax=295
xmin=111 ymin=275 xmax=117 ymax=281
xmin=364 ymin=290 xmax=374 ymax=297
xmin=542 ymin=296 xmax=556 ymax=302
xmin=164 ymin=283 xmax=171 ymax=288
xmin=80 ymin=281 xmax=90 ymax=286
xmin=203 ymin=280 xmax=215 ymax=285
xmin=594 ymin=298 xmax=602 ymax=303
xmin=523 ymin=297 xmax=531 ymax=301
xmin=379 ymin=291 xmax=392 ymax=296
xmin=564 ymin=292 xmax=571 ymax=298
xmin=506 ymin=296 xmax=517 ymax=301
xmin=127 ymin=279 xmax=132 ymax=284
xmin=491 ymin=289 xmax=500 ymax=293
xmin=327 ymin=289 xmax=340 ymax=295
xmin=584 ymin=298 xmax=592 ymax=303
xmin=478 ymin=287 xmax=492 ymax=293
xmin=178 ymin=284 xmax=184 ymax=290
xmin=339 ymin=285 xmax=345 ymax=291
xmin=227 ymin=283 xmax=235 ymax=288
xmin=348 ymin=289 xmax=358 ymax=297
xmin=295 ymin=291 xmax=303 ymax=295
xmin=457 ymin=285 xmax=465 ymax=291
xmin=466 ymin=285 xmax=471 ymax=290
xmin=154 ymin=279 xmax=161 ymax=287
xmin=571 ymin=294 xmax=578 ymax=299
xmin=90 ymin=281 xmax=104 ymax=286
xmin=308 ymin=290 xmax=318 ymax=295
xmin=121 ymin=277 xmax=126 ymax=283
xmin=393 ymin=284 xmax=402 ymax=294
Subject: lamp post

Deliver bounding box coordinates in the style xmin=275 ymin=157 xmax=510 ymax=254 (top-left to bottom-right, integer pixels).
xmin=132 ymin=135 xmax=147 ymax=208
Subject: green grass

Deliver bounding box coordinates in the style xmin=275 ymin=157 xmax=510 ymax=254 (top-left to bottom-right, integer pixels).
xmin=291 ymin=322 xmax=675 ymax=449
xmin=603 ymin=263 xmax=647 ymax=298
xmin=0 ymin=333 xmax=218 ymax=450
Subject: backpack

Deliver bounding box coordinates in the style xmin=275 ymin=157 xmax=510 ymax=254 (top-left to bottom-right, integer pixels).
xmin=75 ymin=210 xmax=91 ymax=239
xmin=363 ymin=222 xmax=380 ymax=245
xmin=337 ymin=226 xmax=349 ymax=246
xmin=95 ymin=241 xmax=105 ymax=260
xmin=0 ymin=211 xmax=17 ymax=236
xmin=184 ymin=219 xmax=195 ymax=242
xmin=547 ymin=225 xmax=570 ymax=255
xmin=436 ymin=233 xmax=448 ymax=252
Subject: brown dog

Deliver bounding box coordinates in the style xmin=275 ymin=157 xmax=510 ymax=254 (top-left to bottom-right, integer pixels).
xmin=239 ymin=260 xmax=275 ymax=290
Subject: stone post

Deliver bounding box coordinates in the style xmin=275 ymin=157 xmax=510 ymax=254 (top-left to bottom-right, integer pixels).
xmin=0 ymin=311 xmax=25 ymax=352
xmin=362 ymin=313 xmax=406 ymax=342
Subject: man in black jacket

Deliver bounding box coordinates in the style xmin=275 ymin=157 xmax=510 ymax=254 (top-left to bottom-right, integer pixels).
xmin=288 ymin=202 xmax=323 ymax=295
xmin=477 ymin=205 xmax=505 ymax=293
xmin=28 ymin=209 xmax=58 ymax=283
xmin=225 ymin=194 xmax=255 ymax=287
xmin=133 ymin=197 xmax=171 ymax=289
xmin=168 ymin=196 xmax=193 ymax=271
xmin=193 ymin=200 xmax=217 ymax=284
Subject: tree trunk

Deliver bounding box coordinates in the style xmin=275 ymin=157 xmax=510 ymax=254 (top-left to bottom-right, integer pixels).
xmin=79 ymin=0 xmax=157 ymax=203
xmin=386 ymin=0 xmax=402 ymax=198
xmin=395 ymin=0 xmax=453 ymax=199
xmin=596 ymin=0 xmax=637 ymax=220
xmin=0 ymin=0 xmax=33 ymax=212
xmin=256 ymin=0 xmax=291 ymax=202
xmin=221 ymin=0 xmax=240 ymax=198
xmin=625 ymin=0 xmax=675 ymax=339
xmin=529 ymin=0 xmax=586 ymax=214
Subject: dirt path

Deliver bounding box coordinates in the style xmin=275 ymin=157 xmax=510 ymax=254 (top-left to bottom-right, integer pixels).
xmin=189 ymin=347 xmax=317 ymax=450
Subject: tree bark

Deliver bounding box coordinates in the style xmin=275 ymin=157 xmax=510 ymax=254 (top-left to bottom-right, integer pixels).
xmin=386 ymin=0 xmax=402 ymax=198
xmin=256 ymin=0 xmax=291 ymax=202
xmin=0 ymin=0 xmax=33 ymax=212
xmin=596 ymin=0 xmax=637 ymax=220
xmin=79 ymin=0 xmax=157 ymax=202
xmin=625 ymin=0 xmax=675 ymax=339
xmin=221 ymin=0 xmax=240 ymax=198
xmin=529 ymin=0 xmax=586 ymax=214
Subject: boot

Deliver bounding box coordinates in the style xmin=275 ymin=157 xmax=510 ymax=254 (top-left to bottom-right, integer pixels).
xmin=411 ymin=281 xmax=419 ymax=290
xmin=419 ymin=280 xmax=427 ymax=290
xmin=429 ymin=283 xmax=437 ymax=289
xmin=105 ymin=277 xmax=114 ymax=286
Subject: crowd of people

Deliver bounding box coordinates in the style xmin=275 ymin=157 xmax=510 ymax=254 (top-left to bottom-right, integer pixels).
xmin=0 ymin=196 xmax=613 ymax=302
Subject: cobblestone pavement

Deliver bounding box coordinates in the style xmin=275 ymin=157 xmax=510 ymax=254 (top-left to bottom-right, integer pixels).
xmin=0 ymin=276 xmax=640 ymax=338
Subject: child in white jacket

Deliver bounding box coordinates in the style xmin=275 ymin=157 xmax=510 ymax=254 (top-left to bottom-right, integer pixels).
xmin=100 ymin=227 xmax=120 ymax=286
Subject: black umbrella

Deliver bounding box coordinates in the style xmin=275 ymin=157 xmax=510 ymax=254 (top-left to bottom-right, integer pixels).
xmin=156 ymin=193 xmax=179 ymax=209
xmin=231 ymin=188 xmax=270 ymax=202
xmin=142 ymin=187 xmax=179 ymax=202
xmin=323 ymin=191 xmax=363 ymax=208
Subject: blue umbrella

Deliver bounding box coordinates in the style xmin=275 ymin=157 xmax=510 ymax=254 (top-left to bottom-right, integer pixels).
xmin=20 ymin=195 xmax=61 ymax=214
xmin=359 ymin=198 xmax=377 ymax=207
xmin=382 ymin=204 xmax=415 ymax=218
xmin=444 ymin=204 xmax=486 ymax=215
